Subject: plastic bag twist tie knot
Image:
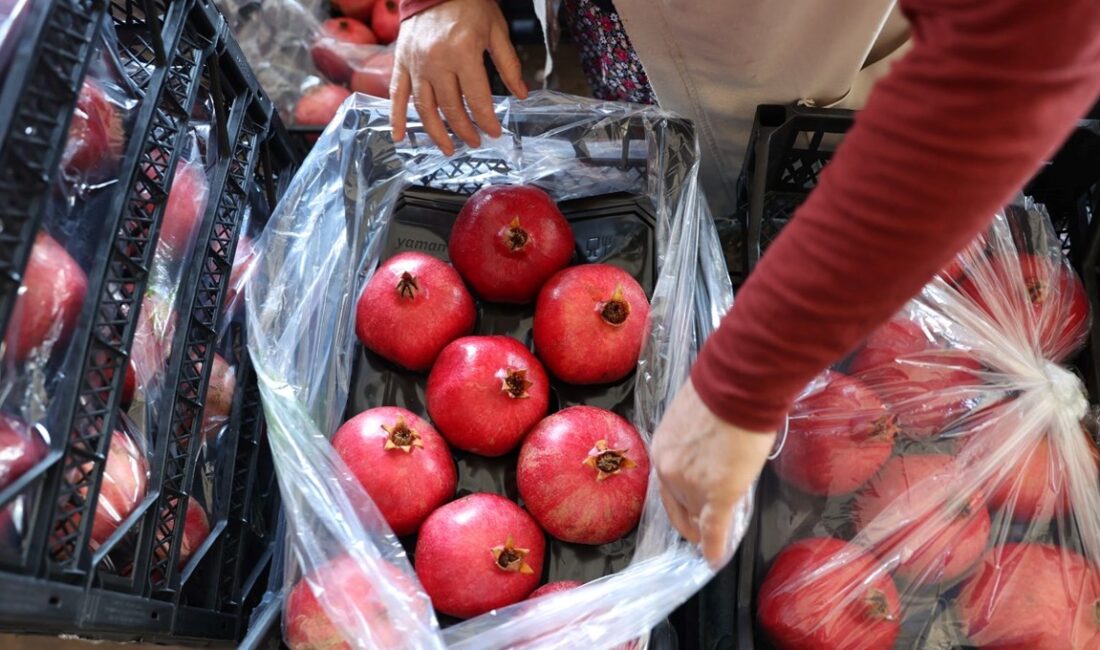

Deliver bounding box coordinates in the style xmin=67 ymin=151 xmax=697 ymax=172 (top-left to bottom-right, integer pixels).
xmin=1043 ymin=361 xmax=1088 ymax=421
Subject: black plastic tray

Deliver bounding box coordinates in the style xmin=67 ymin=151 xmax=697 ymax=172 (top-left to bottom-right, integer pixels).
xmin=0 ymin=0 xmax=296 ymax=645
xmin=732 ymin=104 xmax=1100 ymax=650
xmin=341 ymin=184 xmax=675 ymax=644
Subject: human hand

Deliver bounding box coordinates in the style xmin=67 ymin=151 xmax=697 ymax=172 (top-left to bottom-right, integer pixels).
xmin=390 ymin=0 xmax=528 ymax=155
xmin=652 ymin=378 xmax=776 ymax=568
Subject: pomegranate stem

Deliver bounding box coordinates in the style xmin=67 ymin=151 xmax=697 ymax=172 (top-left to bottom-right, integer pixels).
xmin=396 ymin=271 xmax=419 ymax=299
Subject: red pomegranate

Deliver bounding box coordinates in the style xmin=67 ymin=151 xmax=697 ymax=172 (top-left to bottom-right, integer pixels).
xmin=200 ymin=353 xmax=236 ymax=443
xmin=0 ymin=416 xmax=46 ymax=491
xmin=852 ymin=454 xmax=991 ymax=586
xmin=527 ymin=580 xmax=584 ymax=600
xmin=958 ymin=543 xmax=1100 ymax=649
xmin=771 ymin=371 xmax=897 ymax=497
xmin=286 ymin=554 xmax=426 ymax=650
xmin=856 ymin=350 xmax=984 ymax=439
xmin=121 ymin=360 xmax=136 ymax=406
xmin=223 ymin=235 xmax=256 ymax=314
xmin=961 ymin=252 xmax=1090 ymax=362
xmin=349 ymin=51 xmax=394 ymax=98
xmin=157 ymin=496 xmax=210 ymax=568
xmin=293 ymin=84 xmax=352 ymax=136
xmin=355 ymin=252 xmax=475 ymax=371
xmin=73 ymin=429 xmax=149 ymax=548
xmin=371 ymin=0 xmax=400 ymax=44
xmin=533 ymin=264 xmax=649 ymax=385
xmin=517 ymin=406 xmax=649 ymax=545
xmin=426 ymin=336 xmax=549 ymax=456
xmin=415 ymin=493 xmax=545 ymax=618
xmin=156 ymin=161 xmax=210 ymax=260
xmin=62 ymin=79 xmax=123 ymax=178
xmin=984 ymin=431 xmax=1096 ymax=523
xmin=449 ymin=185 xmax=574 ymax=304
xmin=333 ymin=407 xmax=456 ymax=536
xmin=757 ymin=537 xmax=901 ymax=650
xmin=847 ymin=317 xmax=936 ymax=376
xmin=5 ymin=232 xmax=87 ymax=363
xmin=310 ymin=17 xmax=376 ymax=84
xmin=331 ymin=0 xmax=376 ymax=21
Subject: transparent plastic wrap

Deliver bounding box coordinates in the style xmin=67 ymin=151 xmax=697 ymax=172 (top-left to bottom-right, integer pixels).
xmin=245 ymin=91 xmax=742 ymax=648
xmin=752 ymin=198 xmax=1100 ymax=650
xmin=0 ymin=21 xmax=140 ymax=551
xmin=218 ymin=0 xmax=395 ymax=125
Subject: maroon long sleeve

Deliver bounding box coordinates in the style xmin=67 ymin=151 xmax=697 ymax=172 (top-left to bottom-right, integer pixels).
xmin=692 ymin=0 xmax=1100 ymax=432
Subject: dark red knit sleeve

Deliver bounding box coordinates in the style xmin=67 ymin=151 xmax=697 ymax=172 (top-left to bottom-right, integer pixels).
xmin=399 ymin=0 xmax=449 ymax=21
xmin=691 ymin=0 xmax=1100 ymax=433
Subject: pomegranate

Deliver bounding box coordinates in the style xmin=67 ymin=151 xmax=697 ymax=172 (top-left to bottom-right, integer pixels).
xmin=449 ymin=185 xmax=574 ymax=304
xmin=157 ymin=496 xmax=210 ymax=568
xmin=533 ymin=264 xmax=649 ymax=385
xmin=961 ymin=252 xmax=1090 ymax=361
xmin=73 ymin=428 xmax=149 ymax=548
xmin=517 ymin=406 xmax=649 ymax=544
xmin=984 ymin=431 xmax=1094 ymax=523
xmin=371 ymin=0 xmax=400 ymax=44
xmin=857 ymin=350 xmax=984 ymax=439
xmin=200 ymin=353 xmax=236 ymax=443
xmin=355 ymin=252 xmax=475 ymax=371
xmin=852 ymin=454 xmax=991 ymax=585
xmin=527 ymin=580 xmax=584 ymax=600
xmin=332 ymin=407 xmax=456 ymax=536
xmin=286 ymin=554 xmax=426 ymax=650
xmin=121 ymin=360 xmax=136 ymax=406
xmin=5 ymin=232 xmax=87 ymax=363
xmin=958 ymin=543 xmax=1100 ymax=649
xmin=293 ymin=84 xmax=352 ymax=135
xmin=415 ymin=493 xmax=545 ymax=619
xmin=426 ymin=336 xmax=549 ymax=456
xmin=62 ymin=79 xmax=123 ymax=178
xmin=349 ymin=51 xmax=394 ymax=98
xmin=156 ymin=161 xmax=210 ymax=260
xmin=223 ymin=235 xmax=256 ymax=314
xmin=310 ymin=17 xmax=376 ymax=84
xmin=771 ymin=371 xmax=897 ymax=496
xmin=757 ymin=537 xmax=901 ymax=650
xmin=847 ymin=317 xmax=936 ymax=376
xmin=331 ymin=0 xmax=376 ymax=21
xmin=0 ymin=415 xmax=46 ymax=491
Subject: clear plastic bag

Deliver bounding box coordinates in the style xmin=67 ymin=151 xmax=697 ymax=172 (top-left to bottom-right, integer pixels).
xmin=218 ymin=0 xmax=395 ymax=124
xmin=245 ymin=91 xmax=742 ymax=648
xmin=754 ymin=198 xmax=1100 ymax=650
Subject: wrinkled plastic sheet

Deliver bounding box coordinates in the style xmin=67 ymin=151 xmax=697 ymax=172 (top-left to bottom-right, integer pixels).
xmin=752 ymin=199 xmax=1100 ymax=649
xmin=246 ymin=90 xmax=743 ymax=648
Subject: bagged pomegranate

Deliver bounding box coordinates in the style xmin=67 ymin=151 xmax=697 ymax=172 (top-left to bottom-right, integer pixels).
xmin=218 ymin=0 xmax=394 ymax=130
xmin=245 ymin=92 xmax=739 ymax=648
xmin=753 ymin=199 xmax=1100 ymax=650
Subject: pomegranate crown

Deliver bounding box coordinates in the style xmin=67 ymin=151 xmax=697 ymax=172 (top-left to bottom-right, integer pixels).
xmin=501 ymin=217 xmax=532 ymax=252
xmin=499 ymin=367 xmax=533 ymax=399
xmin=583 ymin=439 xmax=638 ymax=480
xmin=381 ymin=416 xmax=423 ymax=453
xmin=491 ymin=535 xmax=534 ymax=574
xmin=396 ymin=271 xmax=419 ymax=299
xmin=598 ymin=285 xmax=631 ymax=326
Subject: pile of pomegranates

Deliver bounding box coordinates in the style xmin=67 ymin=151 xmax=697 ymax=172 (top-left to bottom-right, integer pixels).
xmin=755 ymin=238 xmax=1100 ymax=649
xmin=294 ymin=0 xmax=399 ymax=135
xmin=287 ymin=184 xmax=654 ymax=641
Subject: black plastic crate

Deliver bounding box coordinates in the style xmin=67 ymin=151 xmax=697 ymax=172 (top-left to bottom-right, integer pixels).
xmin=728 ymin=103 xmax=1100 ymax=650
xmin=0 ymin=0 xmax=297 ymax=645
xmin=0 ymin=0 xmax=108 ymax=357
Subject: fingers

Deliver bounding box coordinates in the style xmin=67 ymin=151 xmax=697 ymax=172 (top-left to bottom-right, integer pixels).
xmin=389 ymin=66 xmax=412 ymax=142
xmin=659 ymin=484 xmax=700 ymax=545
xmin=488 ymin=24 xmax=527 ymax=99
xmin=458 ymin=65 xmax=501 ymax=138
xmin=699 ymin=501 xmax=735 ymax=569
xmin=411 ymin=80 xmax=454 ymax=155
xmin=434 ymin=74 xmax=481 ymax=149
